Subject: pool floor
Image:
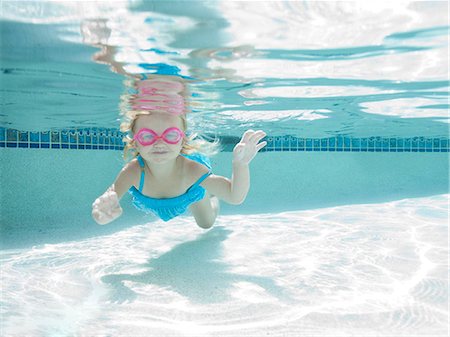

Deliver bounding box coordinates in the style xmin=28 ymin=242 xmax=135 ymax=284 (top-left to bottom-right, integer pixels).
xmin=1 ymin=194 xmax=448 ymax=336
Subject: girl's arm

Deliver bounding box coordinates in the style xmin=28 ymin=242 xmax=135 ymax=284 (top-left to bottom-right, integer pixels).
xmin=201 ymin=167 xmax=247 ymax=205
xmin=91 ymin=160 xmax=138 ymax=225
xmin=111 ymin=160 xmax=138 ymax=199
xmin=201 ymin=129 xmax=266 ymax=205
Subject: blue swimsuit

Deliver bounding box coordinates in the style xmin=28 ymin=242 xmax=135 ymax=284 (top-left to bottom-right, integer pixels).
xmin=128 ymin=152 xmax=212 ymax=221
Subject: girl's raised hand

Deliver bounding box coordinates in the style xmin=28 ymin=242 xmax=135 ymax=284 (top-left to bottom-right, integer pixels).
xmin=233 ymin=129 xmax=267 ymax=165
xmin=91 ymin=186 xmax=123 ymax=225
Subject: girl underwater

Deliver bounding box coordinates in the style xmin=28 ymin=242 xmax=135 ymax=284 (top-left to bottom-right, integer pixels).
xmin=91 ymin=108 xmax=267 ymax=229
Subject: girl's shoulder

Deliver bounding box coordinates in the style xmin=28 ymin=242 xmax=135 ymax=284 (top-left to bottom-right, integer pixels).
xmin=126 ymin=157 xmax=141 ymax=171
xmin=123 ymin=157 xmax=141 ymax=185
xmin=181 ymin=154 xmax=211 ymax=183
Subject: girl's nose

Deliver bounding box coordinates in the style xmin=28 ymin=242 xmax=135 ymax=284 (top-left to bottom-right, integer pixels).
xmin=153 ymin=137 xmax=166 ymax=146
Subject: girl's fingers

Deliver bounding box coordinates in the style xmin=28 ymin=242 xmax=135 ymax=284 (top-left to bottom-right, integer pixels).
xmin=104 ymin=190 xmax=119 ymax=209
xmin=92 ymin=208 xmax=100 ymax=218
xmin=241 ymin=129 xmax=255 ymax=143
xmin=109 ymin=190 xmax=119 ymax=200
xmin=111 ymin=207 xmax=122 ymax=217
xmin=107 ymin=192 xmax=117 ymax=205
xmin=93 ymin=199 xmax=113 ymax=216
xmin=256 ymin=141 xmax=267 ymax=151
xmin=92 ymin=196 xmax=122 ymax=224
xmin=92 ymin=209 xmax=106 ymax=222
xmin=248 ymin=130 xmax=266 ymax=144
xmin=92 ymin=199 xmax=100 ymax=208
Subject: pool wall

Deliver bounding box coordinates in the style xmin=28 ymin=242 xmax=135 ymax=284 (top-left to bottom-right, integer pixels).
xmin=1 ymin=147 xmax=448 ymax=249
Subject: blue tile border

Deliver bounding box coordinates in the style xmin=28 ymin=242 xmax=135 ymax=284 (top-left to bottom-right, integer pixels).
xmin=0 ymin=127 xmax=448 ymax=152
xmin=260 ymin=135 xmax=449 ymax=152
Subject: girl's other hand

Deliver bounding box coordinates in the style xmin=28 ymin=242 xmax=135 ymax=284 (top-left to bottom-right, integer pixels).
xmin=91 ymin=186 xmax=123 ymax=225
xmin=233 ymin=130 xmax=267 ymax=165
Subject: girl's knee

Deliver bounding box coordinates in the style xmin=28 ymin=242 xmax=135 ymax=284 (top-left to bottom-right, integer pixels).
xmin=192 ymin=195 xmax=219 ymax=229
xmin=196 ymin=219 xmax=214 ymax=229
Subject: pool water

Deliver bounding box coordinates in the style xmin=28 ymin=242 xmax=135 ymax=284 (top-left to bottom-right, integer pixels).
xmin=1 ymin=1 xmax=448 ymax=336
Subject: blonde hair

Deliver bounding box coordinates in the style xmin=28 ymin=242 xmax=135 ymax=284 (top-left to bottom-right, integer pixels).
xmin=120 ymin=110 xmax=221 ymax=162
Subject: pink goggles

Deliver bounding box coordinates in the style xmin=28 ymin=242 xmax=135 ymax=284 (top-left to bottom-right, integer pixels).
xmin=133 ymin=127 xmax=185 ymax=146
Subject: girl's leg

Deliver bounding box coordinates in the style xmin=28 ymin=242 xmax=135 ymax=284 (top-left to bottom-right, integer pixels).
xmin=189 ymin=193 xmax=220 ymax=229
xmin=210 ymin=195 xmax=220 ymax=220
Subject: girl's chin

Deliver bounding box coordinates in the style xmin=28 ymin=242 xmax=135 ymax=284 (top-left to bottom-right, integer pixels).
xmin=139 ymin=149 xmax=181 ymax=163
xmin=148 ymin=152 xmax=177 ymax=163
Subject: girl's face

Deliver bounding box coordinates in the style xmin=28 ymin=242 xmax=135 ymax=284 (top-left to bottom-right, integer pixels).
xmin=132 ymin=113 xmax=184 ymax=163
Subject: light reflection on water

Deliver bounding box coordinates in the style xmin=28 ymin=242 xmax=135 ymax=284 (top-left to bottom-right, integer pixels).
xmin=1 ymin=194 xmax=448 ymax=336
xmin=1 ymin=1 xmax=448 ymax=137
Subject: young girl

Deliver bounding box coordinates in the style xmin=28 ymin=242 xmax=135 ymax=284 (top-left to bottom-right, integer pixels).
xmin=91 ymin=111 xmax=267 ymax=229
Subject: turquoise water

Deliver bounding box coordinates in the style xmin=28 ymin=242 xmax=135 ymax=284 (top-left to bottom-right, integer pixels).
xmin=1 ymin=1 xmax=449 ymax=138
xmin=1 ymin=1 xmax=449 ymax=336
